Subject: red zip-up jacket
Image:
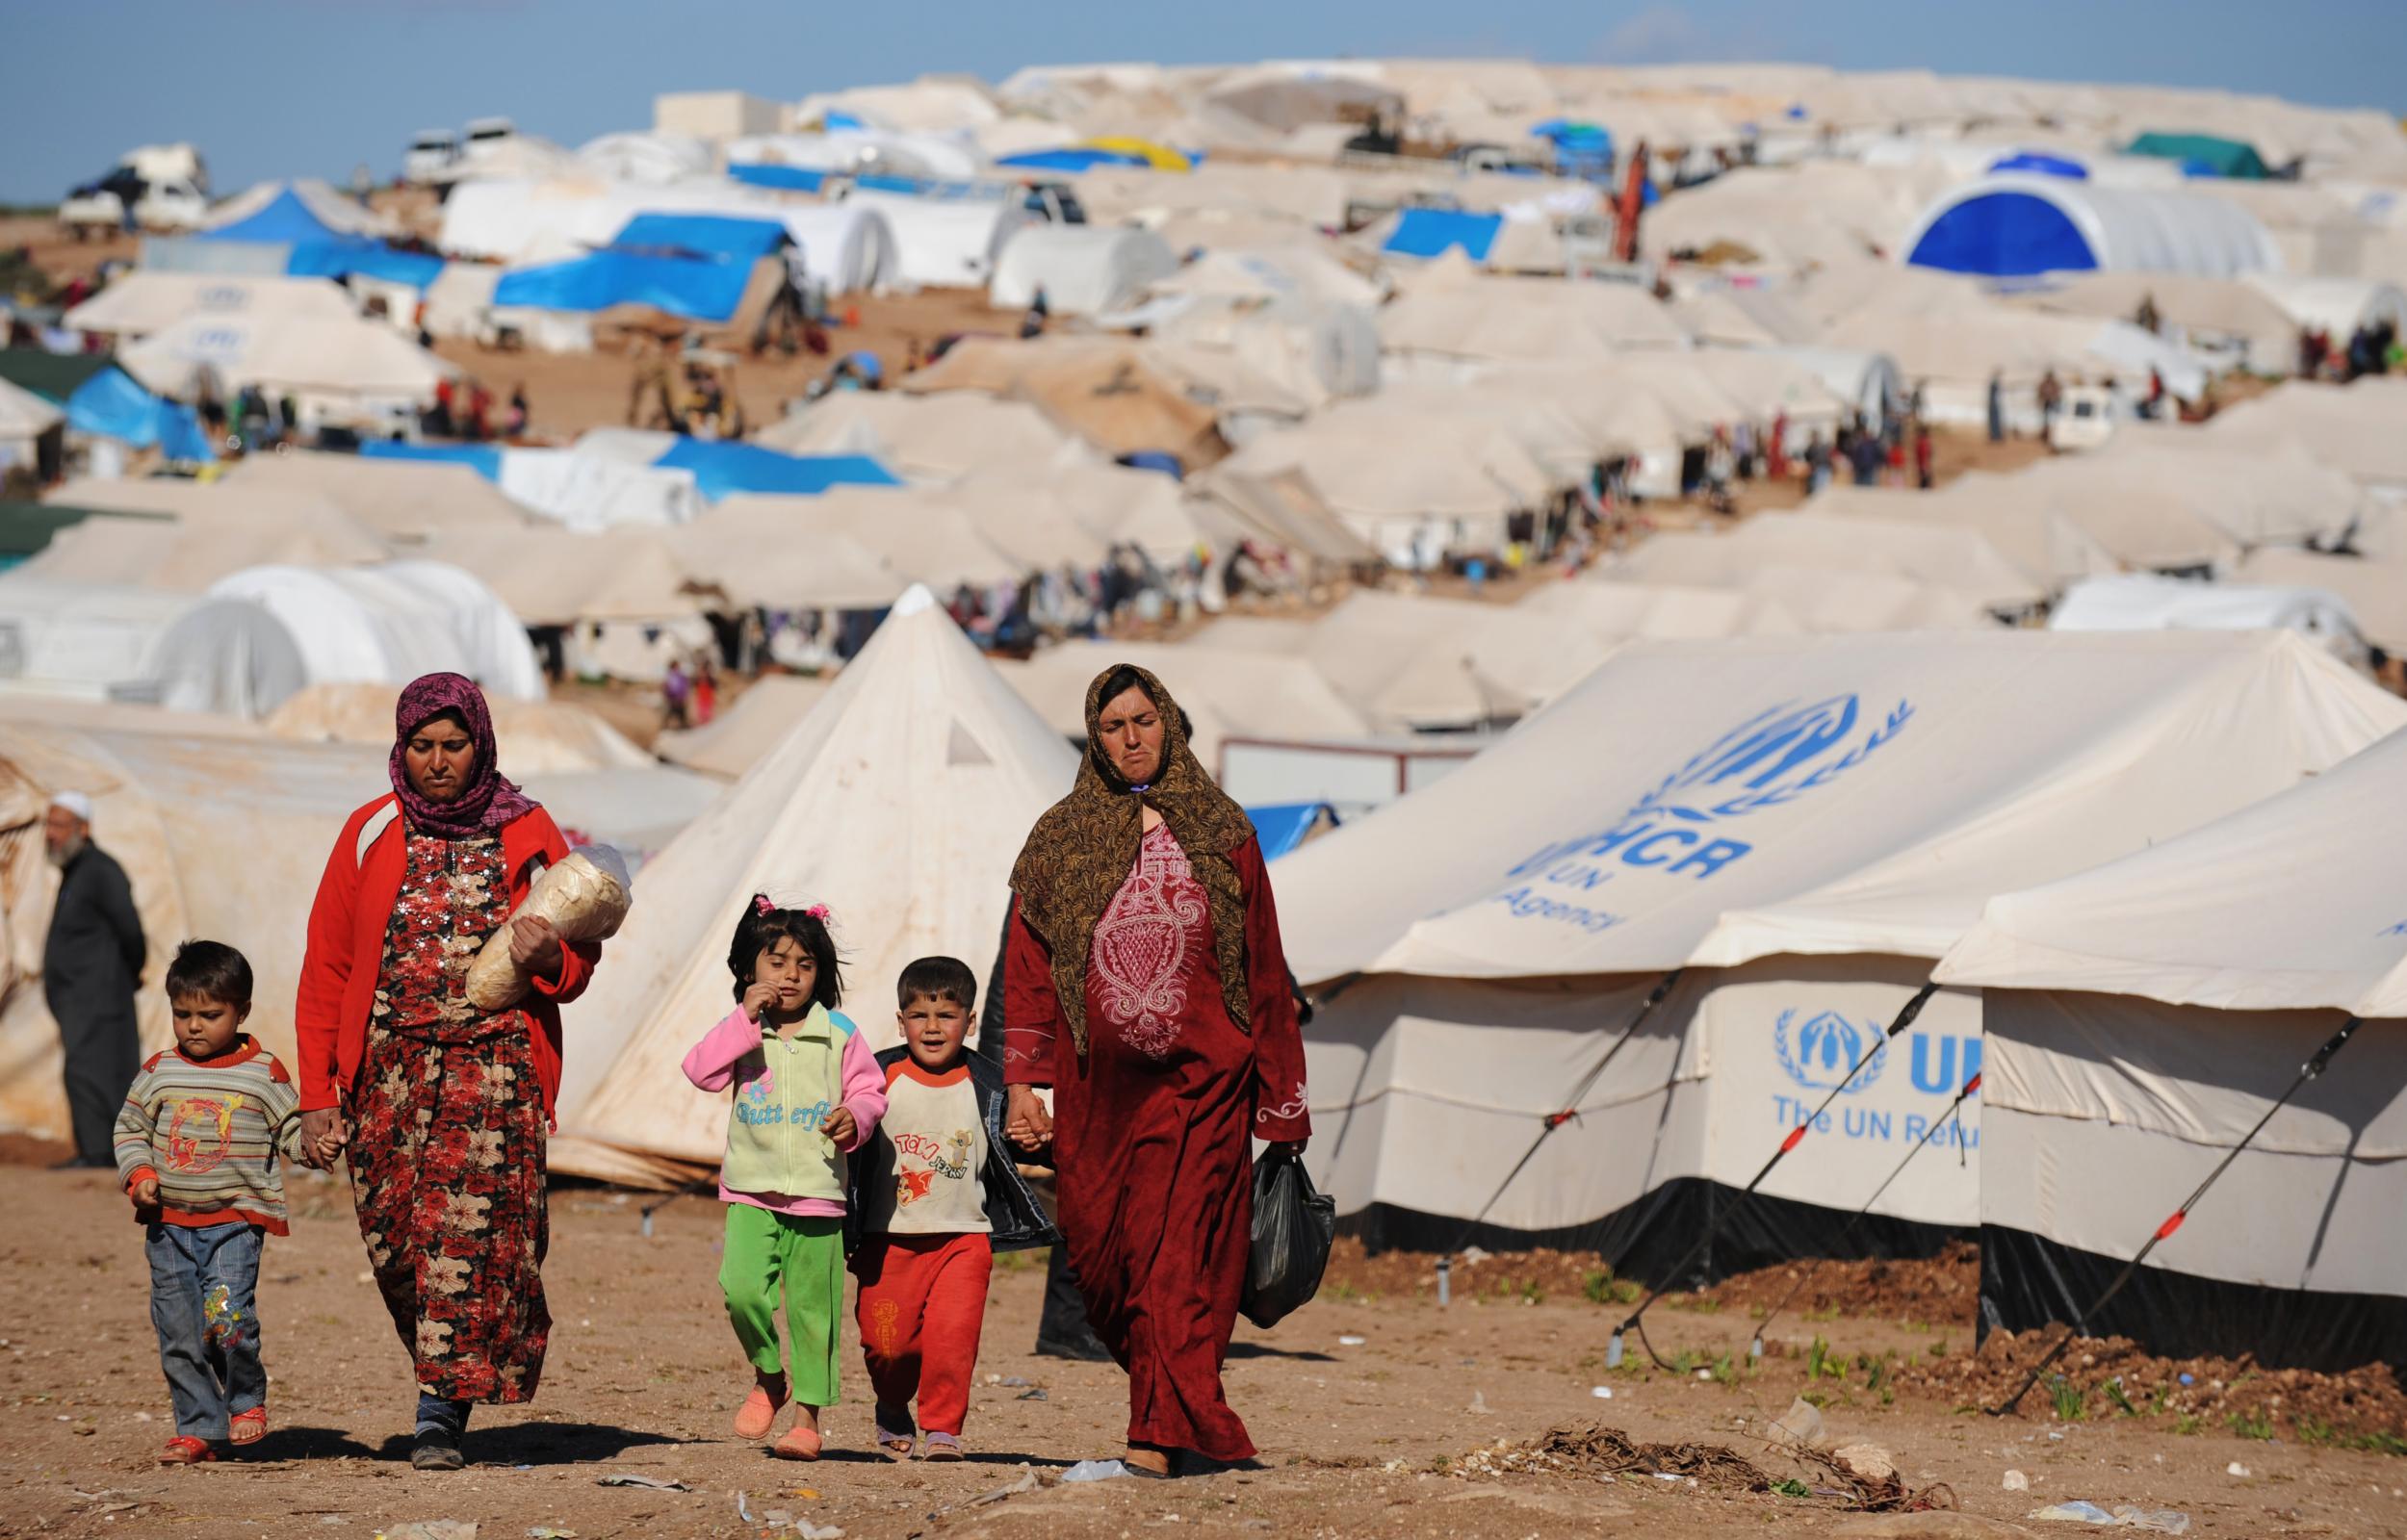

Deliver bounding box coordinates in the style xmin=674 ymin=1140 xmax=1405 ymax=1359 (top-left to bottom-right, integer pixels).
xmin=295 ymin=794 xmax=599 ymax=1117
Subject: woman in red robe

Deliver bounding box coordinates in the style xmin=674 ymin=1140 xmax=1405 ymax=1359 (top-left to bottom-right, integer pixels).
xmin=1003 ymin=663 xmax=1310 ymax=1476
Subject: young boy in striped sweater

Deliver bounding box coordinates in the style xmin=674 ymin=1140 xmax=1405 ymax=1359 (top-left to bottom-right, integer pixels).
xmin=115 ymin=941 xmax=316 ymax=1464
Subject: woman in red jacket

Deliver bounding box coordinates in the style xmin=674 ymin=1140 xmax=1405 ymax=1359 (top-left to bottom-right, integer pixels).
xmin=294 ymin=673 xmax=599 ymax=1471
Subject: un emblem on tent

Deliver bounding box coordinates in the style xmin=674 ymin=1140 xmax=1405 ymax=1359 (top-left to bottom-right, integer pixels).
xmin=1625 ymin=694 xmax=1912 ymax=827
xmin=1774 ymin=1009 xmax=1887 ymax=1094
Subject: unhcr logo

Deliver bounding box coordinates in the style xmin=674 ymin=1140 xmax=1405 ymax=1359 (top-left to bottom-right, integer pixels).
xmin=1501 ymin=694 xmax=1913 ymax=911
xmin=1774 ymin=1009 xmax=1888 ymax=1095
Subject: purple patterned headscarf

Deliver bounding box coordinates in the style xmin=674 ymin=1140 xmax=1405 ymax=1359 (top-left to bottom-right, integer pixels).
xmin=389 ymin=673 xmax=540 ymax=840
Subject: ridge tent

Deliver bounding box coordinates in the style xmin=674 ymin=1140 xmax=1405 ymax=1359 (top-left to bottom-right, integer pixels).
xmin=761 ymin=390 xmax=1081 ymax=479
xmin=15 ymin=505 xmax=387 ymax=592
xmin=2237 ymin=547 xmax=2407 ymax=654
xmin=117 ymin=310 xmax=452 ymax=424
xmin=264 ymin=681 xmax=653 ymax=773
xmin=63 ymin=271 xmax=362 ymax=340
xmin=990 ymin=224 xmax=1178 ymax=317
xmin=1935 ymin=730 xmax=2407 ymax=1366
xmin=1382 ymin=209 xmax=1504 ymax=263
xmin=549 ymin=587 xmax=1081 ymax=1184
xmin=997 ymin=638 xmax=1375 ymax=769
xmin=715 ymin=486 xmax=1022 ymax=590
xmin=1515 ymin=578 xmax=1805 ymax=642
xmin=494 ymin=248 xmax=768 ymax=323
xmin=903 ymin=336 xmax=1227 ymax=468
xmin=194 ymin=181 xmax=439 ymax=289
xmin=654 ymin=675 xmax=835 ymax=781
xmin=1377 ymin=277 xmax=1693 ymax=363
xmin=1902 ymin=175 xmax=2282 ymax=278
xmin=62 ymin=367 xmax=215 ymax=462
xmin=1596 ymin=513 xmax=2045 ymax=613
xmin=1805 ymin=479 xmax=2120 ymax=593
xmin=1275 ymin=630 xmax=2403 ymax=1276
xmin=217 ymin=450 xmax=536 ymax=540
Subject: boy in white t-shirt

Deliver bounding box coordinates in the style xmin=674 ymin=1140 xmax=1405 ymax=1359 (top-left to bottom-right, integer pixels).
xmin=847 ymin=957 xmax=1056 ymax=1461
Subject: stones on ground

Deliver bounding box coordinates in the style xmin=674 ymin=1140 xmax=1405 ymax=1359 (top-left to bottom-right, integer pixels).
xmin=1834 ymin=1443 xmax=1899 ymax=1483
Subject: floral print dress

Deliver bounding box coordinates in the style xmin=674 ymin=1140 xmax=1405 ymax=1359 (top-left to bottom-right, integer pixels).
xmin=348 ymin=830 xmax=551 ymax=1404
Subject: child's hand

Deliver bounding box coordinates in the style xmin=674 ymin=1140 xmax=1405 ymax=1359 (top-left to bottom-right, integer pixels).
xmin=741 ymin=982 xmax=781 ymax=1023
xmin=822 ymin=1105 xmax=858 ymax=1149
xmin=1008 ymin=1121 xmax=1048 ymax=1154
xmin=130 ymin=1177 xmax=161 ymax=1219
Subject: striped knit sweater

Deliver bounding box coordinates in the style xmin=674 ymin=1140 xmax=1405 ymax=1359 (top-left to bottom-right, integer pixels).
xmin=114 ymin=1038 xmax=305 ymax=1234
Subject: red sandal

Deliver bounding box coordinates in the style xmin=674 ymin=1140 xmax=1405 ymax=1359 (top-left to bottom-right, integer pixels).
xmin=159 ymin=1435 xmax=217 ymax=1465
xmin=230 ymin=1406 xmax=267 ymax=1446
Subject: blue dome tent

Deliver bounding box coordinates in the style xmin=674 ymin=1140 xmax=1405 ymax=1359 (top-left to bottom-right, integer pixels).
xmin=1987 ymin=151 xmax=2087 ymax=180
xmin=1903 ymin=176 xmax=2280 ymax=279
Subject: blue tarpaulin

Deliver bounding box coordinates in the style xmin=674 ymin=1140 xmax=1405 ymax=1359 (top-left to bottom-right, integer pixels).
xmin=494 ymin=249 xmax=757 ymax=321
xmin=359 ymin=440 xmax=506 ymax=477
xmin=652 ymin=439 xmax=901 ymax=500
xmin=65 ymin=367 xmax=215 ymax=461
xmin=1989 ymin=151 xmax=2088 ymax=179
xmin=1246 ymin=803 xmax=1335 ymax=862
xmin=730 ymin=163 xmax=828 ymax=192
xmin=995 ymin=148 xmax=1149 ymax=173
xmin=1383 ymin=208 xmax=1503 ymax=261
xmin=198 ymin=187 xmax=447 ymax=289
xmin=612 ymin=213 xmax=789 ymax=260
xmin=198 ymin=188 xmax=348 ymax=246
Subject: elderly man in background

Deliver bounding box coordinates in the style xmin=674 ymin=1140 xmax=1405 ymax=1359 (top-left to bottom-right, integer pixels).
xmin=42 ymin=792 xmax=145 ymax=1168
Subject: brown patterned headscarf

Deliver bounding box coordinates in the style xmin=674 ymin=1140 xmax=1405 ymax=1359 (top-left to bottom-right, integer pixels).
xmin=1009 ymin=662 xmax=1255 ymax=1057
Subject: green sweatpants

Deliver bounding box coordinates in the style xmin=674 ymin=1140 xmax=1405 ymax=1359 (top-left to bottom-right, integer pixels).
xmin=719 ymin=1205 xmax=845 ymax=1405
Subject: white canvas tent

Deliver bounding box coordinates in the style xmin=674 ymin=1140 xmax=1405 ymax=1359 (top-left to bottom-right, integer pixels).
xmin=2050 ymin=574 xmax=2368 ymax=662
xmin=119 ymin=310 xmax=452 ymax=421
xmin=1935 ymin=728 xmax=2407 ymax=1365
xmin=205 ymin=561 xmax=546 ymax=706
xmin=64 ymin=272 xmax=364 ymax=340
xmin=550 ymin=588 xmax=1080 ymax=1184
xmin=845 ymin=191 xmax=1030 ymax=288
xmin=1277 ymin=630 xmax=2404 ymax=1270
xmin=989 ymin=224 xmax=1178 ymax=317
xmin=654 ymin=675 xmax=835 ymax=781
xmin=997 ymin=639 xmax=1375 ymax=770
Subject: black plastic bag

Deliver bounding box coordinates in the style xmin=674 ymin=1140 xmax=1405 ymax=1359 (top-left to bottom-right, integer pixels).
xmin=1241 ymin=1147 xmax=1335 ymax=1329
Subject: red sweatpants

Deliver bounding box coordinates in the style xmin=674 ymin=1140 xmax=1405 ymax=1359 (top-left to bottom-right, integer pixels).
xmin=851 ymin=1232 xmax=993 ymax=1436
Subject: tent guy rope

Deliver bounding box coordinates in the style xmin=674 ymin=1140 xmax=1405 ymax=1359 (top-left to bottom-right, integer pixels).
xmin=1989 ymin=1014 xmax=2364 ymax=1417
xmin=1608 ymin=979 xmax=1940 ymax=1371
xmin=1747 ymin=1068 xmax=1981 ymax=1359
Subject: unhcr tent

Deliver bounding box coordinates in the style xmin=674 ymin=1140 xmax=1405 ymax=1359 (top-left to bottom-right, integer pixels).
xmin=990 ymin=224 xmax=1178 ymax=317
xmin=1276 ymin=631 xmax=2403 ymax=1274
xmin=1936 ymin=730 xmax=2407 ymax=1366
xmin=64 ymin=271 xmax=362 ymax=340
xmin=1600 ymin=515 xmax=2042 ymax=613
xmin=762 ymin=390 xmax=1080 ymax=479
xmin=549 ymin=588 xmax=1080 ymax=1183
xmin=16 ymin=505 xmax=387 ymax=592
xmin=119 ymin=310 xmax=451 ymax=422
xmin=1902 ymin=175 xmax=2282 ymax=278
xmin=218 ymin=450 xmax=534 ymax=540
xmin=2238 ymin=547 xmax=2407 ymax=654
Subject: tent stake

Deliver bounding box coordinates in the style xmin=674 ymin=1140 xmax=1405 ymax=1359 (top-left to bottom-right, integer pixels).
xmin=1991 ymin=1015 xmax=2362 ymax=1417
xmin=1611 ymin=980 xmax=1940 ymax=1370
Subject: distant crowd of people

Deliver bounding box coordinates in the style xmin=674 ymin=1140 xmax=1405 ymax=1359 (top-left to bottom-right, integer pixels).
xmin=943 ymin=542 xmax=1229 ymax=653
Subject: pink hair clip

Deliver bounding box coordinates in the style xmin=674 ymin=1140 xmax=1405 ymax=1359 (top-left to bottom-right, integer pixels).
xmin=805 ymin=904 xmax=832 ymax=923
xmin=752 ymin=894 xmax=775 ymax=918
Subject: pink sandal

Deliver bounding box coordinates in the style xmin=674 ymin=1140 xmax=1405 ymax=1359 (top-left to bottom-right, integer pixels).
xmin=230 ymin=1406 xmax=267 ymax=1446
xmin=771 ymin=1420 xmax=823 ymax=1461
xmin=733 ymin=1378 xmax=788 ymax=1440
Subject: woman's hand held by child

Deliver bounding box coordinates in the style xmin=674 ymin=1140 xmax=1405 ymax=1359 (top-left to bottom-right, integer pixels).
xmin=740 ymin=982 xmax=781 ymax=1024
xmin=822 ymin=1105 xmax=858 ymax=1149
xmin=1006 ymin=1085 xmax=1052 ymax=1148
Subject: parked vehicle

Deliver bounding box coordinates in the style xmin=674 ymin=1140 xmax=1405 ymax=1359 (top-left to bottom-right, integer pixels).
xmin=58 ymin=143 xmax=210 ymax=239
xmin=403 ymin=128 xmax=461 ymax=185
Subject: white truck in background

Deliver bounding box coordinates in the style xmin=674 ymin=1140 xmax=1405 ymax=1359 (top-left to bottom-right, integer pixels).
xmin=58 ymin=143 xmax=211 ymax=238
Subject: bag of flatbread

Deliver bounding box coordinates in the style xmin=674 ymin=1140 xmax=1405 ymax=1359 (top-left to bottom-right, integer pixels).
xmin=465 ymin=844 xmax=634 ymax=1011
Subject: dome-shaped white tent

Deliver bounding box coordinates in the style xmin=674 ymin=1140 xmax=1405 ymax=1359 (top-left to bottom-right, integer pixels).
xmin=1903 ymin=174 xmax=2283 ymax=279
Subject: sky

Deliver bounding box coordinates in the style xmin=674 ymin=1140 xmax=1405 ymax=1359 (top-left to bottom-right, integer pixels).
xmin=8 ymin=0 xmax=2403 ymax=201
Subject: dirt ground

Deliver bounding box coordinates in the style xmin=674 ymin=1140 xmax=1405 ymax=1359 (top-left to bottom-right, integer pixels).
xmin=6 ymin=1162 xmax=2402 ymax=1540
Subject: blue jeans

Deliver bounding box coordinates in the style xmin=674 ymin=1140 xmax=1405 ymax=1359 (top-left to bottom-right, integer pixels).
xmin=145 ymin=1220 xmax=266 ymax=1440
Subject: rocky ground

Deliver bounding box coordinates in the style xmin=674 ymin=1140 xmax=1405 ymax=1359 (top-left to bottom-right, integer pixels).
xmin=4 ymin=1157 xmax=2401 ymax=1540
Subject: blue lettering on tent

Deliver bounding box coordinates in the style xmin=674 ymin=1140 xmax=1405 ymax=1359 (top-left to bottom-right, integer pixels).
xmin=1496 ymin=695 xmax=1911 ymax=911
xmin=1909 ymin=1034 xmax=1983 ymax=1095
